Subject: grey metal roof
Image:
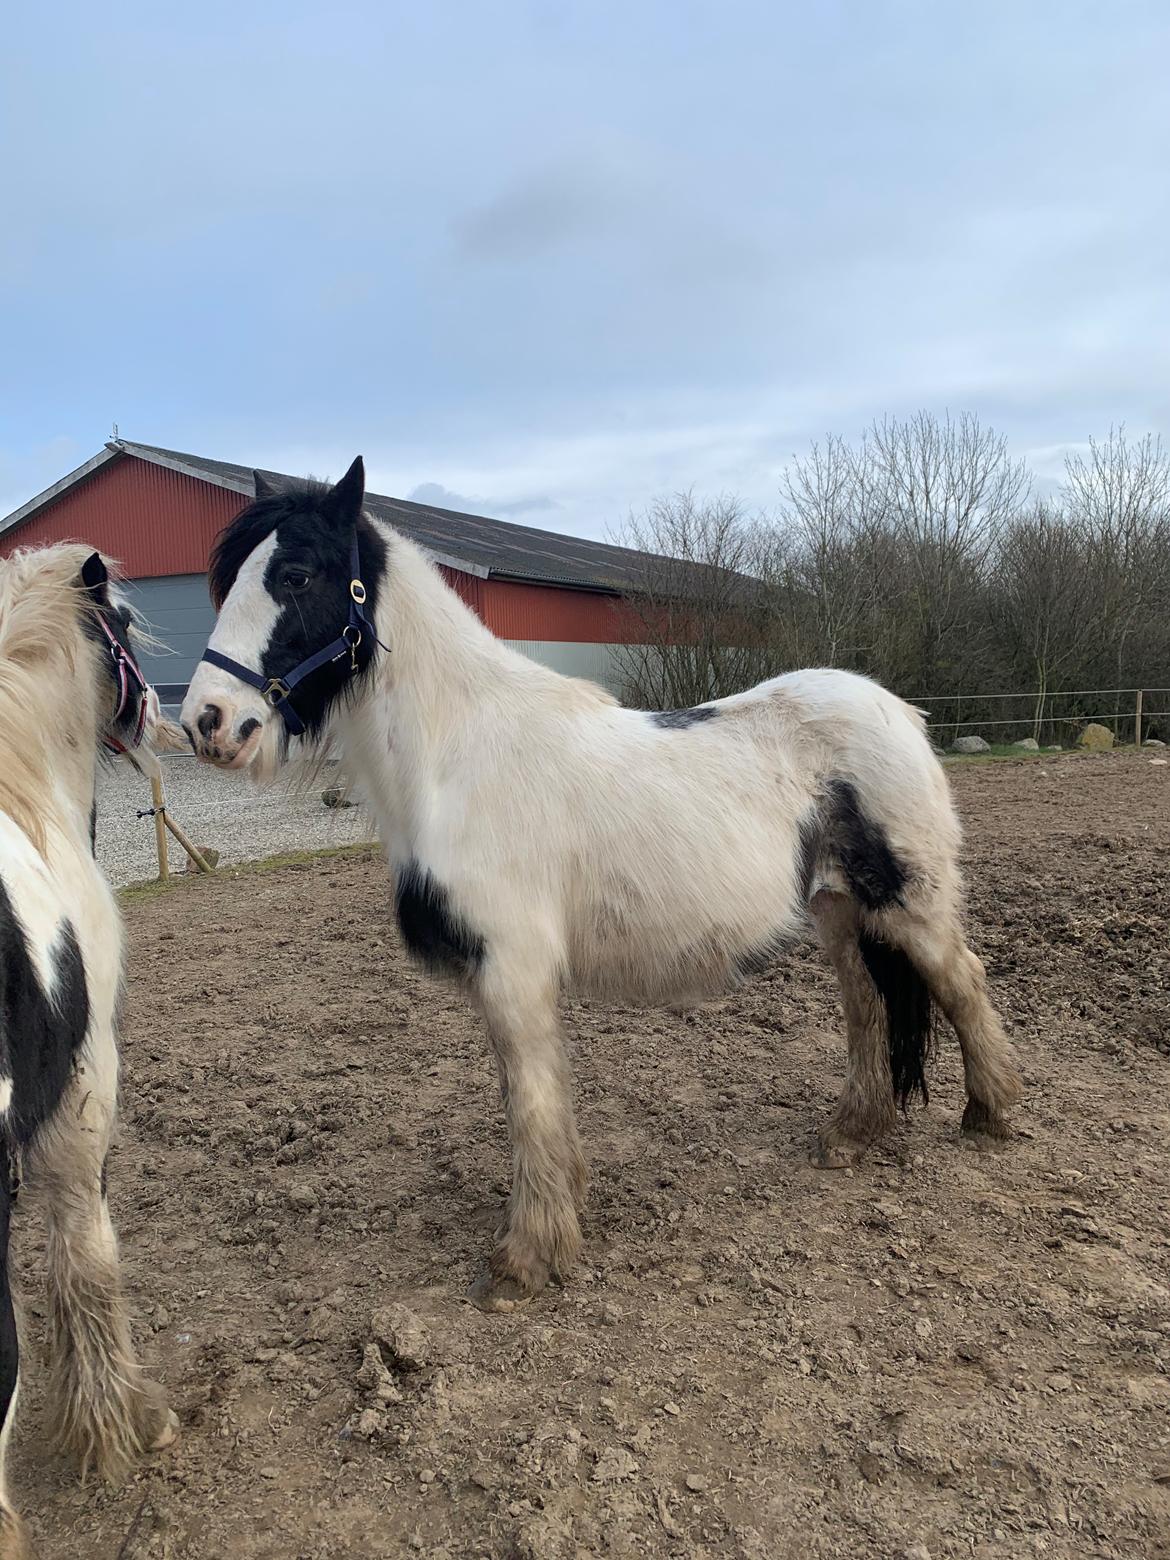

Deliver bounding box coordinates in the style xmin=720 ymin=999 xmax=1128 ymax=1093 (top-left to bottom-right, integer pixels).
xmin=112 ymin=441 xmax=669 ymax=593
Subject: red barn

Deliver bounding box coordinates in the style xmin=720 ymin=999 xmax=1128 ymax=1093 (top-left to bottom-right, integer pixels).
xmin=0 ymin=440 xmax=655 ymax=701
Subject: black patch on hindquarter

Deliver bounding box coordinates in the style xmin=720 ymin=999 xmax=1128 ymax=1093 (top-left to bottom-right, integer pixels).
xmin=0 ymin=879 xmax=89 ymax=1149
xmin=823 ymin=779 xmax=908 ymax=910
xmin=651 ymin=705 xmax=718 ymax=729
xmin=394 ymin=864 xmax=485 ymax=979
xmin=207 ymin=460 xmax=388 ymax=742
xmin=858 ymin=931 xmax=933 ymax=1107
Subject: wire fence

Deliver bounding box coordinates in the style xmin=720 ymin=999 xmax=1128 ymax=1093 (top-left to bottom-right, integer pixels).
xmin=913 ymin=686 xmax=1170 ymax=749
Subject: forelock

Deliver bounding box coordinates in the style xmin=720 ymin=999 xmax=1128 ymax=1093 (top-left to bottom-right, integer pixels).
xmin=208 ymin=483 xmax=331 ymax=609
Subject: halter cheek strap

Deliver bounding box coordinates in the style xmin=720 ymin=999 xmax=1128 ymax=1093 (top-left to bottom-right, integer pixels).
xmin=97 ymin=615 xmax=150 ymax=754
xmin=199 ymin=534 xmax=384 ymax=738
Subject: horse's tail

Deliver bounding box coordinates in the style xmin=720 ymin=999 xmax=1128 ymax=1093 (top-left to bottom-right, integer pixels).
xmin=856 ymin=929 xmax=934 ymax=1107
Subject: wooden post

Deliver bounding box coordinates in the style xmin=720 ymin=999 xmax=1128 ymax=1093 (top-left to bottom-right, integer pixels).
xmin=162 ymin=810 xmax=213 ymax=874
xmin=151 ymin=773 xmax=168 ymax=880
xmin=1135 ymin=688 xmax=1143 ymax=749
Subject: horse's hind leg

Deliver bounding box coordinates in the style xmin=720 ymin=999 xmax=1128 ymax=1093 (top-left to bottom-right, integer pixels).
xmin=884 ymin=907 xmax=1022 ymax=1139
xmin=810 ymin=889 xmax=898 ymax=1167
xmin=470 ymin=964 xmax=585 ymax=1312
xmin=28 ymin=1030 xmax=177 ymax=1480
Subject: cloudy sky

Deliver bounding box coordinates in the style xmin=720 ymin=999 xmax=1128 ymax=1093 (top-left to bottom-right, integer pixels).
xmin=3 ymin=1 xmax=1168 ymax=538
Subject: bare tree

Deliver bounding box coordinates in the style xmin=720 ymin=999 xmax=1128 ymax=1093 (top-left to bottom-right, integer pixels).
xmin=613 ymin=492 xmax=787 ymax=708
xmin=1061 ymin=428 xmax=1170 ymax=693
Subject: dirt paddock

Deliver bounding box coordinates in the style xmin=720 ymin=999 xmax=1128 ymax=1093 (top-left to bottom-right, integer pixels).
xmin=14 ymin=753 xmax=1170 ymax=1559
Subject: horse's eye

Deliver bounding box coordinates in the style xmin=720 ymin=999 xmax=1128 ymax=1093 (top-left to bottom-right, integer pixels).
xmin=283 ymin=570 xmax=311 ymax=592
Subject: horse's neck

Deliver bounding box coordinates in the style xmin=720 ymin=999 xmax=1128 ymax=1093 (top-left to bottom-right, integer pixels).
xmin=335 ymin=531 xmax=522 ymax=844
xmin=44 ymin=713 xmax=99 ymax=851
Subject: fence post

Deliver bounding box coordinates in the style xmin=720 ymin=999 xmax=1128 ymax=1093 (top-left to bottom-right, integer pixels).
xmin=151 ymin=773 xmax=169 ymax=880
xmin=1135 ymin=689 xmax=1143 ymax=749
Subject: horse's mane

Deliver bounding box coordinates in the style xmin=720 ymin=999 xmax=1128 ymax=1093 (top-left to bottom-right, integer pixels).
xmin=0 ymin=543 xmax=109 ymax=854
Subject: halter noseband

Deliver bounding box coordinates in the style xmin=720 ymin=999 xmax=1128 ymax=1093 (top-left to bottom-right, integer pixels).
xmin=97 ymin=613 xmax=150 ymax=755
xmin=199 ymin=534 xmax=381 ymax=738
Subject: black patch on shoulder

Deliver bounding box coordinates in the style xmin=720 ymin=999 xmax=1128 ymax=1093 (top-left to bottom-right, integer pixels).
xmin=823 ymin=779 xmax=908 ymax=911
xmin=651 ymin=706 xmax=718 ymax=729
xmin=394 ymin=863 xmax=484 ymax=979
xmin=0 ymin=879 xmax=88 ymax=1148
xmin=858 ymin=931 xmax=933 ymax=1107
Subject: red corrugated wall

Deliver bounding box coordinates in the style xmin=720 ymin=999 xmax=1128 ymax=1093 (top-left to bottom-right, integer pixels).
xmin=2 ymin=456 xmax=246 ymax=576
xmin=4 ymin=455 xmax=648 ymax=643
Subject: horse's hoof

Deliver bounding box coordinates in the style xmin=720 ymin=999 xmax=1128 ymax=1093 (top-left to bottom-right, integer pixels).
xmin=960 ymin=1098 xmax=1012 ymax=1142
xmin=811 ymin=1139 xmax=864 ymax=1169
xmin=467 ymin=1271 xmax=538 ymax=1313
xmin=149 ymin=1408 xmax=181 ymax=1454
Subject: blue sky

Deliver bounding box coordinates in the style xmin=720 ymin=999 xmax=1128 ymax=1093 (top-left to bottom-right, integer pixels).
xmin=3 ymin=1 xmax=1168 ymax=538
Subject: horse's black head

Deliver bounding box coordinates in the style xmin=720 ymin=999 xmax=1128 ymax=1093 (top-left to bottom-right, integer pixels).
xmin=78 ymin=551 xmax=152 ymax=751
xmin=184 ymin=456 xmax=388 ymax=770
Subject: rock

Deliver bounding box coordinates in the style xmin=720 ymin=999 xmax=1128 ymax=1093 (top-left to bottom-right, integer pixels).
xmin=287 ymin=1183 xmax=318 ymax=1211
xmin=685 ymin=1472 xmax=709 ymax=1492
xmin=952 ymin=735 xmax=991 ymax=754
xmin=1011 ymin=738 xmax=1040 ymax=751
xmin=371 ymin=1303 xmax=432 ymax=1371
xmin=1078 ymin=723 xmax=1114 ymax=751
xmin=1144 ymin=738 xmax=1166 ymax=748
xmin=322 ymin=785 xmax=355 ymax=809
xmin=592 ymin=1446 xmax=639 ymax=1482
xmin=1045 ymin=744 xmax=1062 ymax=750
xmin=902 ymin=1546 xmax=932 ymax=1560
xmin=1047 ymin=1372 xmax=1073 ymax=1393
xmin=185 ymin=845 xmax=220 ymax=873
xmin=1151 ymin=759 xmax=1168 ymax=767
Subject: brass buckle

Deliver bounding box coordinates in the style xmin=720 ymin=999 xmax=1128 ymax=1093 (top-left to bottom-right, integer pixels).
xmin=263 ymin=677 xmax=291 ymax=707
xmin=350 ymin=579 xmax=367 ymax=605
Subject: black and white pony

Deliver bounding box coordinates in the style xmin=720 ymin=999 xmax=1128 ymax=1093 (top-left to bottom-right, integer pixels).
xmin=0 ymin=544 xmax=180 ymax=1553
xmin=182 ymin=460 xmax=1022 ymax=1311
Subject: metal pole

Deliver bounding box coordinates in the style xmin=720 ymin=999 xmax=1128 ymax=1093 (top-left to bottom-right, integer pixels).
xmin=1135 ymin=689 xmax=1143 ymax=749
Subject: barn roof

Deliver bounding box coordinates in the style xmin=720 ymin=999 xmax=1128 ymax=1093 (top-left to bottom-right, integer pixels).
xmin=1 ymin=439 xmax=672 ymax=594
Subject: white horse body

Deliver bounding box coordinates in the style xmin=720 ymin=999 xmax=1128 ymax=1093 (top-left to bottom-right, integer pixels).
xmin=337 ymin=531 xmax=949 ymax=1007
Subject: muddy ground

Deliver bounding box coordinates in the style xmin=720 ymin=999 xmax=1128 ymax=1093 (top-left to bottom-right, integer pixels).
xmin=14 ymin=752 xmax=1170 ymax=1559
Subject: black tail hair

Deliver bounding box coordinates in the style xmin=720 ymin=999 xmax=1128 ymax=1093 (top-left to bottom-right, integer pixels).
xmin=858 ymin=932 xmax=933 ymax=1107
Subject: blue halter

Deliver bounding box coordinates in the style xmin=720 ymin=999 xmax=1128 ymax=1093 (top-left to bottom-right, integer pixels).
xmin=200 ymin=534 xmax=383 ymax=737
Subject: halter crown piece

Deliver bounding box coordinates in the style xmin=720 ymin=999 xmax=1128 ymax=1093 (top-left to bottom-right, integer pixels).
xmin=199 ymin=534 xmax=382 ymax=737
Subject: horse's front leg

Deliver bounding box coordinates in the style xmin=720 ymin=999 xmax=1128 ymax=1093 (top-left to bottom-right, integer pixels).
xmin=470 ymin=963 xmax=585 ymax=1312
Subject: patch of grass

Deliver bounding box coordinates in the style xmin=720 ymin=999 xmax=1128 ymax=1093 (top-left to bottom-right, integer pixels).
xmin=118 ymin=841 xmax=378 ymax=904
xmin=941 ymin=742 xmax=1138 ymax=764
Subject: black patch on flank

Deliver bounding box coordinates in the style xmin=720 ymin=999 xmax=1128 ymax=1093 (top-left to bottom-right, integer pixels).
xmin=207 ymin=460 xmax=388 ymax=743
xmin=823 ymin=779 xmax=908 ymax=911
xmin=394 ymin=863 xmax=485 ymax=979
xmin=650 ymin=706 xmax=718 ymax=729
xmin=858 ymin=931 xmax=934 ymax=1108
xmin=0 ymin=878 xmax=88 ymax=1150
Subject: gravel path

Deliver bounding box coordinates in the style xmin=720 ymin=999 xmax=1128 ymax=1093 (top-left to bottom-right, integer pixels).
xmin=94 ymin=753 xmax=375 ymax=887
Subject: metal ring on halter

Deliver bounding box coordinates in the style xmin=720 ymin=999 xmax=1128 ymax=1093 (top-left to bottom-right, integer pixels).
xmin=350 ymin=579 xmax=367 ymax=605
xmin=263 ymin=677 xmax=292 ymax=707
xmin=342 ymin=624 xmax=362 ymax=649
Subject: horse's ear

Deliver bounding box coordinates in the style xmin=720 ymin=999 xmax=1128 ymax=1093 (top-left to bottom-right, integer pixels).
xmin=80 ymin=551 xmax=109 ymax=604
xmin=322 ymin=456 xmax=365 ymax=525
xmin=253 ymin=469 xmax=278 ymax=501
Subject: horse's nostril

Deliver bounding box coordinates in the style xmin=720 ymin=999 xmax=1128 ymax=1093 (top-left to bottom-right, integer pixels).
xmin=238 ymin=718 xmax=260 ymax=741
xmin=197 ymin=704 xmax=222 ymax=740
